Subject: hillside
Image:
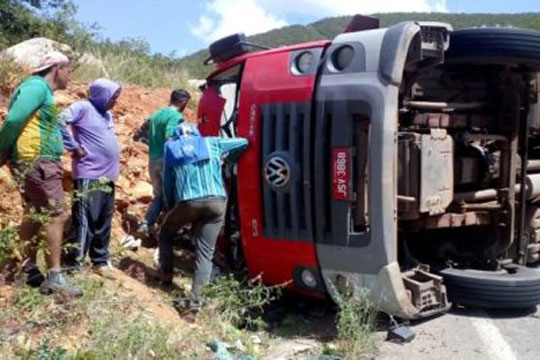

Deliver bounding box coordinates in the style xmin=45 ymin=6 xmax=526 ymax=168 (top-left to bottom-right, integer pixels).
xmin=180 ymin=12 xmax=540 ymax=78
xmin=0 ymin=68 xmax=350 ymax=359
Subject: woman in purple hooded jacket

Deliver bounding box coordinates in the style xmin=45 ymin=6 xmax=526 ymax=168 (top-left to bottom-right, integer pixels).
xmin=59 ymin=78 xmax=121 ymax=274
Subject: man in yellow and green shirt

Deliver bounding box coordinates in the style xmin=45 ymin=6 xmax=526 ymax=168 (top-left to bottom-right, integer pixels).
xmin=0 ymin=51 xmax=82 ymax=297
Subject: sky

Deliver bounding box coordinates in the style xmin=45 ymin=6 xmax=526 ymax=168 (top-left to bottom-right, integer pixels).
xmin=71 ymin=0 xmax=540 ymax=57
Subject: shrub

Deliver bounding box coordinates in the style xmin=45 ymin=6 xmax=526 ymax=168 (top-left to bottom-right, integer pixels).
xmin=0 ymin=57 xmax=27 ymax=96
xmin=27 ymin=339 xmax=69 ymax=360
xmin=334 ymin=289 xmax=378 ymax=359
xmin=71 ymin=48 xmax=190 ymax=89
xmin=201 ymin=273 xmax=282 ymax=330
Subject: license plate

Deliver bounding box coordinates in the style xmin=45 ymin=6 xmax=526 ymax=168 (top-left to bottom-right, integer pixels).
xmin=332 ymin=147 xmax=353 ymax=201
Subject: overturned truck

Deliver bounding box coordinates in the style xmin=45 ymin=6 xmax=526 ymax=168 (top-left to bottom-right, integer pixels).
xmin=197 ymin=16 xmax=540 ymax=319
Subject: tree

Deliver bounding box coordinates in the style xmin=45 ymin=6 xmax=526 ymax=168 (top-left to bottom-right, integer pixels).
xmin=0 ymin=0 xmax=98 ymax=54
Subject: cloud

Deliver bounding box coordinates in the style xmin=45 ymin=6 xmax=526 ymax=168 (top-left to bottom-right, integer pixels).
xmin=191 ymin=15 xmax=215 ymax=39
xmin=190 ymin=0 xmax=288 ymax=44
xmin=259 ymin=0 xmax=448 ymax=17
xmin=191 ymin=0 xmax=448 ymax=44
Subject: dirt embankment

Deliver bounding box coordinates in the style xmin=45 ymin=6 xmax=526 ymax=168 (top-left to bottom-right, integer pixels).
xmin=0 ymin=81 xmax=196 ymax=241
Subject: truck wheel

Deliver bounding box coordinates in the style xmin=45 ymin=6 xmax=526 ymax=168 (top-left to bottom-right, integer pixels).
xmin=446 ymin=28 xmax=540 ymax=69
xmin=440 ymin=265 xmax=540 ymax=309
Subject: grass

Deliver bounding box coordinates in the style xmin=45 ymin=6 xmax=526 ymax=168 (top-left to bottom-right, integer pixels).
xmin=71 ymin=49 xmax=191 ymax=89
xmin=76 ymin=313 xmax=175 ymax=359
xmin=0 ymin=57 xmax=27 ymax=97
xmin=0 ymin=44 xmax=192 ymax=94
xmin=0 ymin=224 xmax=22 ymax=265
xmin=27 ymin=339 xmax=69 ymax=360
xmin=0 ymin=245 xmax=380 ymax=359
xmin=1 ymin=271 xmax=188 ymax=359
xmin=334 ymin=289 xmax=378 ymax=359
xmin=201 ymin=273 xmax=283 ymax=330
xmin=0 ymin=265 xmax=286 ymax=359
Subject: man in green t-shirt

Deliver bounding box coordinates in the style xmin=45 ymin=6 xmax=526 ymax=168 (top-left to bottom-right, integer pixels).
xmin=137 ymin=89 xmax=191 ymax=235
xmin=0 ymin=52 xmax=82 ymax=297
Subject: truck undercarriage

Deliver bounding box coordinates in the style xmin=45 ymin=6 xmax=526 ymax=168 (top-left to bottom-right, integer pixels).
xmin=397 ymin=29 xmax=540 ymax=310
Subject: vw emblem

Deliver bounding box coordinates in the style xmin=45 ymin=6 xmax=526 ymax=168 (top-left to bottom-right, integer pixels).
xmin=264 ymin=156 xmax=290 ymax=188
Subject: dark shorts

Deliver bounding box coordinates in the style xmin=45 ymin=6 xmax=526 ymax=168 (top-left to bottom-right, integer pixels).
xmin=16 ymin=159 xmax=65 ymax=215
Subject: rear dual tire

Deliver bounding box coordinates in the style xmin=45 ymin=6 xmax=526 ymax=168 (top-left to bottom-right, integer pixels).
xmin=440 ymin=265 xmax=540 ymax=309
xmin=446 ymin=28 xmax=540 ymax=69
xmin=440 ymin=27 xmax=540 ymax=309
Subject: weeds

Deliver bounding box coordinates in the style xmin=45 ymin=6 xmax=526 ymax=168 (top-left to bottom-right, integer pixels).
xmin=0 ymin=57 xmax=27 ymax=96
xmin=71 ymin=48 xmax=191 ymax=89
xmin=1 ymin=268 xmax=196 ymax=359
xmin=71 ymin=177 xmax=113 ymax=202
xmin=0 ymin=224 xmax=21 ymax=264
xmin=201 ymin=273 xmax=283 ymax=331
xmin=26 ymin=339 xmax=69 ymax=360
xmin=334 ymin=289 xmax=378 ymax=359
xmin=13 ymin=286 xmax=44 ymax=313
xmin=79 ymin=312 xmax=175 ymax=360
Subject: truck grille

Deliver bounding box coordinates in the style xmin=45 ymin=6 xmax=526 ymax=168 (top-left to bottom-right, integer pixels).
xmin=313 ymin=111 xmax=333 ymax=237
xmin=260 ymin=102 xmax=313 ymax=240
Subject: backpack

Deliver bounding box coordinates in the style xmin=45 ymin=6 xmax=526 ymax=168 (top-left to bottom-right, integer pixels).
xmin=163 ymin=127 xmax=210 ymax=167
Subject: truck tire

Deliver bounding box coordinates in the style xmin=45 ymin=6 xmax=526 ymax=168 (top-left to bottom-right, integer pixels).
xmin=440 ymin=265 xmax=540 ymax=309
xmin=446 ymin=28 xmax=540 ymax=69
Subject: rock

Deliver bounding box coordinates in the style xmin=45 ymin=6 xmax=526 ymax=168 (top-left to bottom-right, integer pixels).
xmin=120 ymin=235 xmax=141 ymax=251
xmin=115 ymin=197 xmax=130 ymax=212
xmin=1 ymin=38 xmax=104 ymax=73
xmin=0 ymin=167 xmax=12 ymax=187
xmin=1 ymin=38 xmax=74 ymax=70
xmin=0 ymin=83 xmax=197 ymax=262
xmin=261 ymin=339 xmax=321 ymax=360
xmin=78 ymin=53 xmax=102 ymax=67
xmin=234 ymin=340 xmax=246 ymax=352
xmin=188 ymin=79 xmax=205 ymax=88
xmin=184 ymin=108 xmax=195 ymax=121
xmin=116 ymin=176 xmax=131 ymax=193
xmin=133 ymin=181 xmax=153 ymax=203
xmin=249 ymin=335 xmax=262 ymax=344
xmin=122 ymin=212 xmax=142 ymax=235
xmin=131 ymin=165 xmax=143 ymax=177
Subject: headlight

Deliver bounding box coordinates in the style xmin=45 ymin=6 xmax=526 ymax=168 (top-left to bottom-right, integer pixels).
xmin=333 ymin=45 xmax=354 ymax=71
xmin=301 ymin=269 xmax=317 ymax=288
xmin=296 ymin=51 xmax=315 ymax=74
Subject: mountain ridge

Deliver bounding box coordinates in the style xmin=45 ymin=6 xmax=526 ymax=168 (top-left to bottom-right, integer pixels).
xmin=179 ymin=12 xmax=540 ymax=78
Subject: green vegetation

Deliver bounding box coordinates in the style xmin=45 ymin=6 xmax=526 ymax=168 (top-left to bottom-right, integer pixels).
xmin=1 ymin=1 xmax=80 ymax=49
xmin=27 ymin=339 xmax=69 ymax=360
xmin=1 ymin=274 xmax=187 ymax=359
xmin=71 ymin=42 xmax=190 ymax=88
xmin=0 ymin=0 xmax=189 ymax=88
xmin=201 ymin=273 xmax=283 ymax=330
xmin=0 ymin=224 xmax=20 ymax=265
xmin=0 ymin=57 xmax=27 ymax=95
xmin=2 ymin=1 xmax=540 ymax=81
xmin=180 ymin=12 xmax=540 ymax=78
xmin=334 ymin=289 xmax=378 ymax=359
xmin=0 ymin=267 xmax=285 ymax=359
xmin=77 ymin=312 xmax=175 ymax=359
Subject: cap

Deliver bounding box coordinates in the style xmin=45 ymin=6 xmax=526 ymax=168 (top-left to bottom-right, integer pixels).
xmin=32 ymin=51 xmax=70 ymax=74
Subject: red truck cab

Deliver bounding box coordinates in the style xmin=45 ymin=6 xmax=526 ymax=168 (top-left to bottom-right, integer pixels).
xmin=200 ymin=39 xmax=328 ymax=295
